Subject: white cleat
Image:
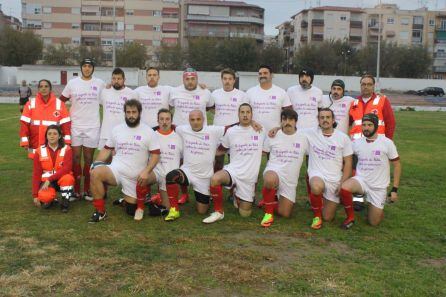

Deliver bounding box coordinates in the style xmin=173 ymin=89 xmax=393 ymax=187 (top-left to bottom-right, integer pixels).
xmin=202 ymin=211 xmax=224 ymax=224
xmin=134 ymin=208 xmax=144 ymax=221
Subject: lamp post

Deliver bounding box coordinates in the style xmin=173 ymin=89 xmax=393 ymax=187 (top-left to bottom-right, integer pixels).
xmin=376 ymin=0 xmax=382 ymax=92
xmin=112 ymin=0 xmax=116 ymax=68
xmin=341 ymin=48 xmax=352 ymax=76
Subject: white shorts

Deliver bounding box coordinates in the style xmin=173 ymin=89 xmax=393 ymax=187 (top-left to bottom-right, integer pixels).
xmin=309 ymin=173 xmax=340 ymax=203
xmin=263 ymin=167 xmax=297 ymax=203
xmin=71 ymin=126 xmax=100 ymax=148
xmin=153 ymin=168 xmax=166 ymax=191
xmin=353 ymin=176 xmax=387 ymax=209
xmin=98 ymin=138 xmax=108 ymax=150
xmin=225 ymin=167 xmax=256 ymax=203
xmin=180 ymin=167 xmax=210 ymax=195
xmin=108 ymin=164 xmax=137 ymax=199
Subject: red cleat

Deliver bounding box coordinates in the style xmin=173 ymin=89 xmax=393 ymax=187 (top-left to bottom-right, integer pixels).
xmin=178 ymin=193 xmax=189 ymax=204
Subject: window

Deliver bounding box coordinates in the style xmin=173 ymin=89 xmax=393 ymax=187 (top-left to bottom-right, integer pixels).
xmin=441 ymin=20 xmax=446 ymax=30
xmin=153 ymin=25 xmax=161 ymax=32
xmin=43 ymin=7 xmax=51 ymax=14
xmin=72 ymin=37 xmax=80 ymax=44
xmin=153 ymin=10 xmax=161 ymax=17
xmin=43 ymin=38 xmax=52 ymax=45
xmin=400 ymin=31 xmax=409 ymax=39
xmin=101 ymin=39 xmax=113 ymax=46
xmin=401 ymin=18 xmax=409 ymax=25
xmin=117 ymin=22 xmax=124 ymax=31
xmin=72 ymin=7 xmax=80 ymax=14
xmin=72 ymin=23 xmax=80 ymax=29
xmin=340 ymin=15 xmax=347 ymax=21
xmin=153 ymin=40 xmax=161 ymax=46
xmin=126 ymin=10 xmax=134 ymax=16
xmin=429 ymin=19 xmax=435 ymax=26
xmin=43 ymin=22 xmax=51 ymax=29
xmin=126 ymin=24 xmax=134 ymax=30
xmin=34 ymin=7 xmax=41 ymax=14
xmin=413 ymin=16 xmax=423 ymax=25
xmin=387 ymin=17 xmax=394 ymax=24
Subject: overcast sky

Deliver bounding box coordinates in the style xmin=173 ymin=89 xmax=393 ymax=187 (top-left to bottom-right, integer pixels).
xmin=1 ymin=0 xmax=445 ymax=35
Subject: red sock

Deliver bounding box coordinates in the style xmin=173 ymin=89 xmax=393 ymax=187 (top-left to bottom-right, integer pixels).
xmin=136 ymin=184 xmax=150 ymax=210
xmin=340 ymin=188 xmax=355 ymax=221
xmin=167 ymin=184 xmax=180 ymax=210
xmin=210 ymin=185 xmax=223 ymax=213
xmin=309 ymin=193 xmax=323 ymax=218
xmin=73 ymin=163 xmax=82 ymax=194
xmin=262 ymin=187 xmax=277 ymax=214
xmin=83 ymin=164 xmax=91 ymax=193
xmin=93 ymin=199 xmax=105 ymax=213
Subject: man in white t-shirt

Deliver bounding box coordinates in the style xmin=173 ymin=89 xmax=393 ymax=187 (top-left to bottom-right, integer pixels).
xmin=260 ymin=109 xmax=309 ymax=227
xmin=306 ymin=108 xmax=353 ymax=230
xmin=322 ymin=79 xmax=355 ymax=135
xmin=169 ymin=68 xmax=214 ymax=126
xmin=60 ymin=58 xmax=105 ymax=201
xmin=211 ymin=67 xmax=249 ymax=171
xmin=99 ymin=68 xmax=137 ymax=149
xmin=340 ymin=113 xmax=401 ymax=226
xmin=204 ymin=103 xmax=265 ymax=223
xmin=247 ymin=65 xmax=292 ymax=134
xmin=134 ymin=67 xmax=172 ymax=128
xmin=163 ymin=110 xmax=225 ymax=221
xmin=89 ymin=99 xmax=160 ymax=223
xmin=287 ymin=68 xmax=323 ymax=130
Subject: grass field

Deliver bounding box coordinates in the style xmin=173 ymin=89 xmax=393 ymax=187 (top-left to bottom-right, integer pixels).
xmin=0 ymin=104 xmax=445 ymax=297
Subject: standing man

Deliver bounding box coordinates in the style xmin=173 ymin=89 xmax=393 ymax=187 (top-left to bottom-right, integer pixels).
xmin=340 ymin=113 xmax=401 ymax=226
xmin=89 ymin=99 xmax=160 ymax=222
xmin=306 ymin=108 xmax=353 ymax=230
xmin=260 ymin=109 xmax=309 ymax=227
xmin=247 ymin=65 xmax=292 ymax=133
xmin=18 ymin=80 xmax=32 ymax=113
xmin=322 ymin=79 xmax=355 ymax=135
xmin=60 ymin=58 xmax=105 ymax=201
xmin=134 ymin=67 xmax=172 ymax=128
xmin=287 ymin=68 xmax=323 ymax=130
xmin=163 ymin=110 xmax=225 ymax=221
xmin=204 ymin=103 xmax=265 ymax=223
xmin=99 ymin=68 xmax=137 ymax=149
xmin=169 ymin=68 xmax=214 ymax=126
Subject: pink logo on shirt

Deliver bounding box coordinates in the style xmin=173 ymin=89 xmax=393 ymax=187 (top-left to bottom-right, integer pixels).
xmin=374 ymin=150 xmax=381 ymax=156
xmin=92 ymin=86 xmax=98 ymax=91
xmin=252 ymin=135 xmax=259 ymax=141
xmin=169 ymin=144 xmax=176 ymax=149
xmin=135 ymin=135 xmax=141 ymax=140
xmin=121 ymin=96 xmax=128 ymax=101
xmin=156 ymin=91 xmax=161 ymax=96
xmin=341 ymin=103 xmax=346 ymax=108
xmin=193 ymin=95 xmax=200 ymax=100
xmin=330 ymin=145 xmax=336 ymax=151
xmin=270 ymin=95 xmax=277 ymax=100
xmin=204 ymin=134 xmax=209 ymax=140
xmin=311 ymin=97 xmax=316 ymax=102
xmin=293 ymin=143 xmax=300 ymax=148
xmin=232 ymin=97 xmax=237 ymax=102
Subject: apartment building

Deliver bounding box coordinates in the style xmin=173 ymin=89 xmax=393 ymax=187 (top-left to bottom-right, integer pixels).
xmin=180 ymin=0 xmax=264 ymax=46
xmin=0 ymin=7 xmax=22 ymax=31
xmin=21 ymin=0 xmax=180 ymax=64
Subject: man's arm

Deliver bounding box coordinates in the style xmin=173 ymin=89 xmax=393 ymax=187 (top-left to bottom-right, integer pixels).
xmin=216 ymin=144 xmax=229 ymax=156
xmin=382 ymin=98 xmax=396 ymax=139
xmin=389 ymin=159 xmax=401 ymax=202
xmin=137 ymin=152 xmax=160 ymax=186
xmin=341 ymin=155 xmax=353 ymax=184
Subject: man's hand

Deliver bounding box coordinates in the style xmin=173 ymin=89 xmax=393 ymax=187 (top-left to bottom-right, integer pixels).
xmin=251 ymin=120 xmax=263 ymax=132
xmin=268 ymin=127 xmax=280 ymax=138
xmin=389 ymin=191 xmax=398 ymax=203
xmin=33 ymin=198 xmax=41 ymax=207
xmin=198 ymin=83 xmax=207 ymax=89
xmin=40 ymin=180 xmax=50 ymax=190
xmin=137 ymin=169 xmax=150 ymax=186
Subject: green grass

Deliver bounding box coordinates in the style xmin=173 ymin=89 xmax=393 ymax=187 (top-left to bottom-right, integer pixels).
xmin=0 ymin=104 xmax=445 ymax=296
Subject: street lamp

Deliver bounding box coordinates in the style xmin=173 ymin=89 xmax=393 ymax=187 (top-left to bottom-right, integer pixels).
xmin=376 ymin=0 xmax=382 ymax=91
xmin=112 ymin=0 xmax=116 ymax=68
xmin=341 ymin=48 xmax=352 ymax=76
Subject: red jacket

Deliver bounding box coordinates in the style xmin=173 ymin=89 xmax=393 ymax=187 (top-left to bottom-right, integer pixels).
xmin=20 ymin=92 xmax=71 ymax=158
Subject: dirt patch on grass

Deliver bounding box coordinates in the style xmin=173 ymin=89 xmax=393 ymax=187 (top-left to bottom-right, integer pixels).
xmin=419 ymin=258 xmax=446 ymax=268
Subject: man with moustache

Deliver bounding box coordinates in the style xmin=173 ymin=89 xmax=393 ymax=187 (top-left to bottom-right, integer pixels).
xmin=89 ymin=99 xmax=160 ymax=222
xmin=60 ymin=58 xmax=105 ymax=201
xmin=305 ymin=108 xmax=353 ymax=230
xmin=340 ymin=113 xmax=401 ymax=226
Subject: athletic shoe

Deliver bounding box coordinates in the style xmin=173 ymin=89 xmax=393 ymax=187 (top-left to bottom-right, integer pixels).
xmin=202 ymin=211 xmax=224 ymax=224
xmin=113 ymin=198 xmax=124 ymax=206
xmin=311 ymin=216 xmax=322 ymax=230
xmin=83 ymin=192 xmax=93 ymax=201
xmin=60 ymin=198 xmax=69 ymax=213
xmin=164 ymin=208 xmax=180 ymax=221
xmin=134 ymin=208 xmax=144 ymax=221
xmin=341 ymin=218 xmax=355 ymax=230
xmin=178 ymin=193 xmax=189 ymax=204
xmin=69 ymin=193 xmax=80 ymax=202
xmin=89 ymin=210 xmax=107 ymax=223
xmin=260 ymin=213 xmax=274 ymax=227
xmin=149 ymin=193 xmax=162 ymax=205
xmin=353 ymin=201 xmax=365 ymax=211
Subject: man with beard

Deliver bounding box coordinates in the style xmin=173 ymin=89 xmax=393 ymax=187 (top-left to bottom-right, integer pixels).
xmin=287 ymin=68 xmax=323 ymax=130
xmin=89 ymin=99 xmax=160 ymax=222
xmin=340 ymin=113 xmax=401 ymax=226
xmin=204 ymin=103 xmax=265 ymax=223
xmin=134 ymin=67 xmax=172 ymax=128
xmin=322 ymin=79 xmax=355 ymax=135
xmin=305 ymin=108 xmax=353 ymax=230
xmin=260 ymin=109 xmax=309 ymax=227
xmin=60 ymin=58 xmax=105 ymax=201
xmin=169 ymin=68 xmax=214 ymax=126
xmin=99 ymin=68 xmax=137 ymax=149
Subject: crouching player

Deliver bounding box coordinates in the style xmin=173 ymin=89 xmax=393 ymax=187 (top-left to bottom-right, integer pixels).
xmin=32 ymin=125 xmax=74 ymax=212
xmin=89 ymin=99 xmax=160 ymax=222
xmin=340 ymin=113 xmax=401 ymax=226
xmin=260 ymin=109 xmax=308 ymax=227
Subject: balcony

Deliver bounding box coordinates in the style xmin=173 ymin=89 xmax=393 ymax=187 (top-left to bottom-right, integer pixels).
xmin=229 ymin=32 xmax=263 ymax=40
xmin=434 ymin=52 xmax=446 ymax=58
xmin=187 ymin=29 xmax=229 ymax=38
xmin=186 ymin=15 xmax=264 ymax=25
xmin=312 ymin=34 xmax=323 ymax=41
xmin=301 ymin=21 xmax=308 ymax=28
xmin=386 ymin=30 xmax=396 ymax=37
xmin=300 ymin=35 xmax=308 ymax=42
xmin=436 ymin=26 xmax=446 ymax=32
xmin=433 ymin=66 xmax=446 ymax=72
xmin=413 ymin=24 xmax=423 ymax=30
xmin=350 ymin=36 xmax=362 ymax=43
xmin=350 ymin=20 xmax=363 ymax=28
xmin=312 ymin=19 xmax=324 ymax=26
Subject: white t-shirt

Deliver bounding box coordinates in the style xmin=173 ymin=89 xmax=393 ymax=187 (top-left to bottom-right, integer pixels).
xmin=61 ymin=76 xmax=105 ymax=129
xmin=134 ymin=85 xmax=172 ymax=127
xmin=211 ymin=88 xmax=249 ymax=126
xmin=263 ymin=130 xmax=309 ymax=186
xmin=106 ymin=123 xmax=160 ymax=179
xmin=154 ymin=130 xmax=183 ymax=177
xmin=247 ymin=84 xmax=292 ymax=133
xmin=99 ymin=87 xmax=137 ymax=140
xmin=287 ymin=85 xmax=323 ymax=130
xmin=322 ymin=95 xmax=355 ymax=135
xmin=353 ymin=135 xmax=399 ymax=189
xmin=169 ymin=85 xmax=213 ymax=126
xmin=176 ymin=125 xmax=224 ymax=179
xmin=305 ymin=127 xmax=353 ymax=183
xmin=221 ymin=125 xmax=265 ymax=182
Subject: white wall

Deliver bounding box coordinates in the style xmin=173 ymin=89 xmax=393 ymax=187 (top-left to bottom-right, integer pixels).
xmin=0 ymin=66 xmax=18 ymax=85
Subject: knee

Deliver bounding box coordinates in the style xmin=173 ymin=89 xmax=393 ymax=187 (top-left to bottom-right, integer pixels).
xmin=311 ymin=183 xmax=324 ymax=195
xmin=323 ymin=213 xmax=335 ymax=222
xmin=166 ymin=170 xmax=181 ymax=185
xmin=278 ymin=209 xmax=291 ymax=218
xmin=210 ymin=175 xmax=221 ymax=187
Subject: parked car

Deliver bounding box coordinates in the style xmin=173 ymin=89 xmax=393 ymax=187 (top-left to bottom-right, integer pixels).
xmin=416 ymin=87 xmax=445 ymax=96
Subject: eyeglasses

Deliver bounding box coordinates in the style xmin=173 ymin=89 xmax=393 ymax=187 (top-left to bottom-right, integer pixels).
xmin=361 ymin=83 xmax=374 ymax=87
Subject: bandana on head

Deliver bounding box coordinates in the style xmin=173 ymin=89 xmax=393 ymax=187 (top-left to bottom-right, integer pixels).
xmin=183 ymin=67 xmax=197 ymax=79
